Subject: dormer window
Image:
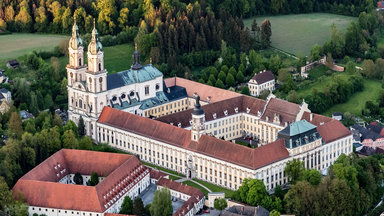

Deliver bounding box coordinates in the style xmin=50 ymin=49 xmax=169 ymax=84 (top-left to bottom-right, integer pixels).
xmin=112 ymin=96 xmax=117 ymax=101
xmin=178 ymin=123 xmax=181 ymax=128
xmin=189 ymin=120 xmax=193 ymax=125
xmin=224 ymin=110 xmax=228 ymax=116
xmin=155 ymin=83 xmax=160 ymax=90
xmin=121 ymin=94 xmax=126 ymax=99
xmin=130 ymin=91 xmax=135 ymax=97
xmin=246 ymin=108 xmax=250 ymax=113
xmin=235 ymin=107 xmax=238 ymax=113
xmin=213 ymin=113 xmax=217 ymax=119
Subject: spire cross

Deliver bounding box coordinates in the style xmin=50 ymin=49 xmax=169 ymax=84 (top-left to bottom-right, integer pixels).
xmin=135 ymin=43 xmax=138 ymax=51
xmin=74 ymin=15 xmax=77 ymax=24
xmin=93 ymin=18 xmax=96 ymax=29
xmin=150 ymin=57 xmax=152 ymax=64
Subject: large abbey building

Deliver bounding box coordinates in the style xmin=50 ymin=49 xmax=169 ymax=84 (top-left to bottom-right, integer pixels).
xmin=66 ymin=19 xmax=353 ymax=192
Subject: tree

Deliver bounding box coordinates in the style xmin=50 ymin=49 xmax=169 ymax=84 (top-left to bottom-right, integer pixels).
xmin=44 ymin=94 xmax=54 ymax=110
xmin=302 ymin=169 xmax=321 ymax=186
xmin=260 ymin=19 xmax=272 ymax=49
xmin=270 ymin=210 xmax=280 ymax=216
xmin=376 ymin=58 xmax=384 ymax=79
xmin=79 ymin=137 xmax=93 ymax=150
xmin=87 ymin=172 xmax=99 ymax=186
xmin=78 ymin=116 xmax=85 ymax=136
xmin=218 ymin=71 xmax=226 ymax=82
xmin=214 ymin=198 xmax=227 ymax=211
xmin=236 ymin=71 xmax=244 ymax=83
xmin=287 ymin=90 xmax=300 ymax=104
xmin=133 ymin=197 xmax=145 ymax=216
xmin=362 ymin=59 xmax=376 ymax=78
xmin=241 ymin=86 xmax=250 ymax=96
xmin=236 ymin=178 xmax=268 ymax=206
xmin=325 ymin=53 xmax=334 ymax=69
xmin=97 ymin=0 xmax=118 ymax=34
xmin=150 ymin=187 xmax=172 ymax=216
xmin=345 ymin=61 xmax=356 ymax=74
xmin=226 ymin=73 xmax=235 ymax=87
xmin=62 ymin=130 xmax=78 ymax=149
xmin=310 ymin=44 xmax=321 ymax=61
xmin=29 ymin=92 xmax=39 ymax=116
xmin=284 ymin=181 xmax=315 ymax=216
xmin=215 ymin=79 xmax=225 ymax=89
xmin=271 ymin=0 xmax=286 ymax=13
xmin=270 ymin=55 xmax=282 ymax=74
xmin=120 ymin=196 xmax=133 ymax=214
xmin=284 ymin=159 xmax=305 ymax=184
xmin=251 ymin=18 xmax=260 ymax=40
xmin=73 ymin=172 xmax=83 ymax=185
xmin=9 ymin=112 xmax=22 ymax=139
xmin=0 ymin=176 xmax=15 ymax=212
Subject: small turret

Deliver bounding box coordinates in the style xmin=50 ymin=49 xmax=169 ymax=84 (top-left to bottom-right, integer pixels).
xmin=131 ymin=43 xmax=143 ymax=70
xmin=88 ymin=19 xmax=103 ymax=55
xmin=69 ymin=16 xmax=83 ymax=50
xmin=191 ymin=94 xmax=205 ymax=142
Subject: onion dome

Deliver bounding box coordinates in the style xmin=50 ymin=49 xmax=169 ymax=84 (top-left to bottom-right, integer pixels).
xmin=88 ymin=19 xmax=103 ymax=55
xmin=192 ymin=94 xmax=204 ymax=115
xmin=69 ymin=16 xmax=83 ymax=50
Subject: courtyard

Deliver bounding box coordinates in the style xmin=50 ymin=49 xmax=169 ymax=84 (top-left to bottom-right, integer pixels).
xmin=139 ymin=184 xmax=185 ymax=214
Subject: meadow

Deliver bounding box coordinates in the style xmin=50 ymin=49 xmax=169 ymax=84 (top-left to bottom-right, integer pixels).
xmin=244 ymin=13 xmax=356 ymax=56
xmin=296 ymin=65 xmax=382 ymax=117
xmin=0 ymin=33 xmax=67 ymax=61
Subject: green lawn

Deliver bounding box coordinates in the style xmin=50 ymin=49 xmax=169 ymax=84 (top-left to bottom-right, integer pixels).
xmin=244 ymin=13 xmax=356 ymax=56
xmin=193 ymin=178 xmax=235 ymax=198
xmin=183 ymin=181 xmax=210 ymax=197
xmin=0 ymin=33 xmax=67 ymax=61
xmin=323 ymin=79 xmax=382 ymax=116
xmin=54 ymin=43 xmax=134 ymax=74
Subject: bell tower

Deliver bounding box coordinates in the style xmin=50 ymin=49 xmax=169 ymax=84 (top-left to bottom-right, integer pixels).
xmin=191 ymin=94 xmax=205 ymax=142
xmin=67 ymin=16 xmax=86 ymax=86
xmin=86 ymin=19 xmax=107 ymax=93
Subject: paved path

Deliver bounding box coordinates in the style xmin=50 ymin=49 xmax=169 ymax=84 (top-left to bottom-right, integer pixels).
xmin=146 ymin=166 xmax=212 ymax=193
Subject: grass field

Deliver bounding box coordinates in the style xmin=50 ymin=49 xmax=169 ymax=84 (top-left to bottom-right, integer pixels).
xmin=244 ymin=13 xmax=356 ymax=56
xmin=0 ymin=33 xmax=67 ymax=61
xmin=54 ymin=43 xmax=134 ymax=74
xmin=323 ymin=79 xmax=382 ymax=116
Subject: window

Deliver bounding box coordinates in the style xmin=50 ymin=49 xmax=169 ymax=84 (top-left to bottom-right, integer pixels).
xmin=145 ymin=86 xmax=150 ymax=95
xmin=79 ymin=58 xmax=82 ymax=66
xmin=99 ymin=63 xmax=102 ymax=71
xmin=156 ymin=83 xmax=160 ymax=90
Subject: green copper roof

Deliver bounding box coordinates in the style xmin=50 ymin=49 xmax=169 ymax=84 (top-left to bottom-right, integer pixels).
xmin=279 ymin=120 xmax=317 ymax=137
xmin=107 ymin=65 xmax=163 ymax=90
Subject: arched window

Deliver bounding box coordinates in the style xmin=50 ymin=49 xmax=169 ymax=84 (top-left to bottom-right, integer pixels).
xmin=79 ymin=99 xmax=83 ymax=109
xmin=99 ymin=63 xmax=102 ymax=71
xmin=79 ymin=58 xmax=82 ymax=66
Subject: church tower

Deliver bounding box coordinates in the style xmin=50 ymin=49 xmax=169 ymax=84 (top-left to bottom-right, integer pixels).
xmin=67 ymin=16 xmax=86 ymax=86
xmin=86 ymin=19 xmax=107 ymax=93
xmin=191 ymin=94 xmax=205 ymax=142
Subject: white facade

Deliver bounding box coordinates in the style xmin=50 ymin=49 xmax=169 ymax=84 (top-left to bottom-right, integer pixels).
xmin=97 ymin=118 xmax=353 ymax=191
xmin=248 ymin=72 xmax=275 ymax=97
xmin=27 ymin=172 xmax=150 ymax=216
xmin=67 ymin=21 xmax=165 ymax=138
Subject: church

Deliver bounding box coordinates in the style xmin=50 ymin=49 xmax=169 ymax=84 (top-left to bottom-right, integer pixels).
xmin=67 ymin=19 xmax=188 ymax=138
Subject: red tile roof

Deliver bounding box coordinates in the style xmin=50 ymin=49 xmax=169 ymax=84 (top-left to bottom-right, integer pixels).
xmin=98 ymin=107 xmax=289 ymax=169
xmin=157 ymin=178 xmax=205 ymax=216
xmin=157 ymin=95 xmax=266 ymax=128
xmin=164 ymin=77 xmax=240 ymax=103
xmin=261 ymin=97 xmax=300 ymax=125
xmin=316 ymin=120 xmax=352 ymax=143
xmin=105 ymin=214 xmax=136 ymax=216
xmin=150 ymin=169 xmax=168 ymax=180
xmin=13 ymin=149 xmax=148 ymax=213
xmin=250 ymin=70 xmax=275 ymax=84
